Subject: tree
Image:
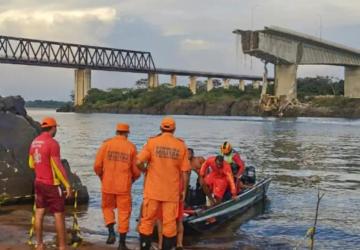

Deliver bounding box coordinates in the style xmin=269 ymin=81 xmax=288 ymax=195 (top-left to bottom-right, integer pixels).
xmin=135 ymin=78 xmax=148 ymax=89
xmin=213 ymin=79 xmax=222 ymax=88
xmin=70 ymin=91 xmax=75 ymax=103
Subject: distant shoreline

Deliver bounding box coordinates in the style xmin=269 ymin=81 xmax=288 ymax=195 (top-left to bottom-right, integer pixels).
xmin=56 ymin=97 xmax=360 ymax=119
xmin=26 ymin=100 xmax=71 ymax=109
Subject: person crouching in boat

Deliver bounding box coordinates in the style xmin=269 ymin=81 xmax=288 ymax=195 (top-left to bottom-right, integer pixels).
xmin=199 ymin=155 xmax=237 ymax=205
xmin=220 ymin=142 xmax=245 ymax=193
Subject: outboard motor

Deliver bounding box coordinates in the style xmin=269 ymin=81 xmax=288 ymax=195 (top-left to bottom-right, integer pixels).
xmin=241 ymin=166 xmax=256 ymax=185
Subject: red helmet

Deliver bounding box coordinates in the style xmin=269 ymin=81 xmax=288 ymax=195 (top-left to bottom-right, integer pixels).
xmin=220 ymin=141 xmax=232 ymax=155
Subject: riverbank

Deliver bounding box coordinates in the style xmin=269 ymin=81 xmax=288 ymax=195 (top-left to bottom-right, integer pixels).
xmin=0 ymin=205 xmax=137 ymax=250
xmin=59 ymin=89 xmax=360 ymax=118
xmin=56 ymin=77 xmax=360 ymax=118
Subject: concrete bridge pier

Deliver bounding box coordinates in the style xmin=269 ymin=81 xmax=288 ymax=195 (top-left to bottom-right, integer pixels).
xmin=207 ymin=78 xmax=214 ymax=91
xmin=189 ymin=76 xmax=197 ymax=94
xmin=344 ymin=66 xmax=360 ymax=98
xmin=170 ymin=74 xmax=177 ymax=87
xmin=239 ymin=80 xmax=245 ymax=91
xmin=223 ymin=78 xmax=230 ymax=89
xmin=148 ymin=73 xmax=159 ymax=88
xmin=274 ymin=64 xmax=297 ymax=100
xmin=74 ymin=69 xmax=91 ymax=106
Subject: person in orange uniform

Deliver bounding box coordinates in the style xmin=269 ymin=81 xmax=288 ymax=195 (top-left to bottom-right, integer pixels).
xmin=199 ymin=155 xmax=237 ymax=204
xmin=156 ymin=174 xmax=185 ymax=250
xmin=137 ymin=117 xmax=190 ymax=250
xmin=94 ymin=123 xmax=141 ymax=250
xmin=28 ymin=117 xmax=72 ymax=250
xmin=220 ymin=142 xmax=245 ymax=191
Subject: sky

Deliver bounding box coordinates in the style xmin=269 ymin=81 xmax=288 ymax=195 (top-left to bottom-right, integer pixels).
xmin=0 ymin=0 xmax=359 ymax=101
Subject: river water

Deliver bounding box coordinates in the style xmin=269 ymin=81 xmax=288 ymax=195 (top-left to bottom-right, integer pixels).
xmin=27 ymin=109 xmax=360 ymax=249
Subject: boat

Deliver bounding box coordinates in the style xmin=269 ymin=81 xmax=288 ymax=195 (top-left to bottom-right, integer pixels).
xmin=183 ymin=177 xmax=271 ymax=233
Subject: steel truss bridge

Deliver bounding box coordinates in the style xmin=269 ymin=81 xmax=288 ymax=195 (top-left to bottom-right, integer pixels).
xmin=0 ymin=35 xmax=269 ymax=81
xmin=0 ymin=35 xmax=156 ymax=73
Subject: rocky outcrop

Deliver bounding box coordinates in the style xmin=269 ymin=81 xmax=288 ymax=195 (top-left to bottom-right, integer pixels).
xmin=0 ymin=96 xmax=89 ymax=205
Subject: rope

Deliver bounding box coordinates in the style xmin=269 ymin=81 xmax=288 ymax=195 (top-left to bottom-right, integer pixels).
xmin=70 ymin=190 xmax=83 ymax=248
xmin=27 ymin=190 xmax=83 ymax=248
xmin=27 ymin=201 xmax=36 ymax=246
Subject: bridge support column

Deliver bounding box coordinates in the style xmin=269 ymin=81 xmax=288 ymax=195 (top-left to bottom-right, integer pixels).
xmin=207 ymin=78 xmax=213 ymax=92
xmin=189 ymin=76 xmax=197 ymax=94
xmin=239 ymin=80 xmax=245 ymax=91
xmin=148 ymin=73 xmax=159 ymax=88
xmin=345 ymin=66 xmax=360 ymax=98
xmin=170 ymin=74 xmax=177 ymax=87
xmin=252 ymin=80 xmax=260 ymax=89
xmin=274 ymin=64 xmax=297 ymax=99
xmin=74 ymin=69 xmax=91 ymax=106
xmin=223 ymin=79 xmax=230 ymax=89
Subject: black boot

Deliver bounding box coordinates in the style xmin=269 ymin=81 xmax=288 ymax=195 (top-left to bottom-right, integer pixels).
xmin=106 ymin=223 xmax=116 ymax=244
xmin=139 ymin=234 xmax=152 ymax=250
xmin=162 ymin=236 xmax=176 ymax=250
xmin=117 ymin=233 xmax=130 ymax=250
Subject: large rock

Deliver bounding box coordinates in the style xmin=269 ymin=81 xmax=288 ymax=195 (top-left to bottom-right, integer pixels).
xmin=0 ymin=96 xmax=89 ymax=205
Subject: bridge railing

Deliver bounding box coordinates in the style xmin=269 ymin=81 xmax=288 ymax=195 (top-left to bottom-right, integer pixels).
xmin=0 ymin=35 xmax=156 ymax=72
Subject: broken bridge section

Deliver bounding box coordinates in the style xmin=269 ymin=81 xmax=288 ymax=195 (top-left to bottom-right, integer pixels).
xmin=234 ymin=26 xmax=360 ymax=99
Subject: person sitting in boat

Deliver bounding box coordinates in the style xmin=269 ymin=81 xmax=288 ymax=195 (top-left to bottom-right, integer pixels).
xmin=185 ymin=148 xmax=207 ymax=207
xmin=187 ymin=148 xmax=206 ymax=188
xmin=188 ymin=148 xmax=205 ymax=175
xmin=199 ymin=155 xmax=237 ymax=205
xmin=220 ymin=141 xmax=245 ymax=192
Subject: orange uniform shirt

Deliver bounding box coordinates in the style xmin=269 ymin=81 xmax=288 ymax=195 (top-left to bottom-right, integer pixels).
xmin=137 ymin=132 xmax=191 ymax=202
xmin=199 ymin=156 xmax=233 ymax=177
xmin=94 ymin=135 xmax=140 ymax=194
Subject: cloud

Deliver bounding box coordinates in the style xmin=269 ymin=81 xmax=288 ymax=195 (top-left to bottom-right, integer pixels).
xmin=0 ymin=7 xmax=117 ymax=25
xmin=181 ymin=39 xmax=213 ymax=50
xmin=0 ymin=0 xmax=359 ymax=100
xmin=0 ymin=7 xmax=117 ymax=44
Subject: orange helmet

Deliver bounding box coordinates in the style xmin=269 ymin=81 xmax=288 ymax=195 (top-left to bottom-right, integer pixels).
xmin=220 ymin=141 xmax=232 ymax=155
xmin=116 ymin=123 xmax=130 ymax=132
xmin=160 ymin=116 xmax=176 ymax=131
xmin=41 ymin=117 xmax=57 ymax=128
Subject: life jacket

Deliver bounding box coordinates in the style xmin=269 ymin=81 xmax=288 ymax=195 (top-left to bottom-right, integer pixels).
xmin=223 ymin=150 xmax=234 ymax=164
xmin=223 ymin=150 xmax=237 ymax=175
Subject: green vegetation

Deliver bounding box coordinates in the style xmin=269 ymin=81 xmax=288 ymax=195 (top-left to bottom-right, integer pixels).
xmin=63 ymin=76 xmax=360 ymax=117
xmin=82 ymin=85 xmax=192 ymax=109
xmin=194 ymin=85 xmax=261 ymax=103
xmin=78 ymin=83 xmax=262 ymax=113
xmin=26 ymin=100 xmax=71 ymax=109
xmin=297 ymin=76 xmax=344 ymax=100
xmin=310 ymin=96 xmax=360 ymax=108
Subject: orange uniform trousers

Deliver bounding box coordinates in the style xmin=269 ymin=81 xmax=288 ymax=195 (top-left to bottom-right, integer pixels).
xmin=102 ymin=192 xmax=132 ymax=233
xmin=205 ymin=172 xmax=230 ymax=199
xmin=138 ymin=198 xmax=178 ymax=237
